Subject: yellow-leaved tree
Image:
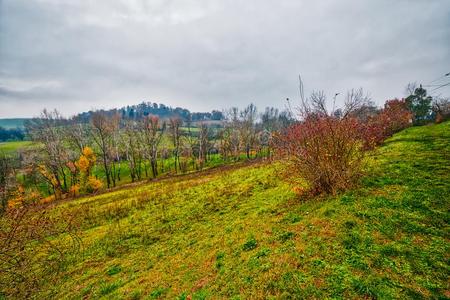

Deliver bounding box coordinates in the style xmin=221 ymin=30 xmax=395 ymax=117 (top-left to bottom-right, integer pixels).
xmin=75 ymin=146 xmax=102 ymax=193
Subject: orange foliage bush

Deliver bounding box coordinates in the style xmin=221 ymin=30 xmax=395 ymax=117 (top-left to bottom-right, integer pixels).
xmin=8 ymin=186 xmax=42 ymax=208
xmin=76 ymin=155 xmax=90 ymax=173
xmin=74 ymin=147 xmax=100 ymax=194
xmin=76 ymin=146 xmax=96 ymax=175
xmin=87 ymin=176 xmax=102 ymax=192
xmin=69 ymin=184 xmax=80 ymax=197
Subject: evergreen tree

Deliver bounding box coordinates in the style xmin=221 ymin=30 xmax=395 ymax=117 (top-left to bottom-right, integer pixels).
xmin=405 ymin=84 xmax=432 ymax=124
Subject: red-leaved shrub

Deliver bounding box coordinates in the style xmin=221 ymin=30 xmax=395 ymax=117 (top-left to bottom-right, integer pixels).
xmin=276 ymin=83 xmax=412 ymax=196
xmin=276 ymin=116 xmax=365 ymax=195
xmin=363 ymin=99 xmax=412 ymax=149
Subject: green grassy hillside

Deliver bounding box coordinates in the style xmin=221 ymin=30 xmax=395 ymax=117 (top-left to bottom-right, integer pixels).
xmin=20 ymin=122 xmax=450 ymax=298
xmin=0 ymin=141 xmax=34 ymax=153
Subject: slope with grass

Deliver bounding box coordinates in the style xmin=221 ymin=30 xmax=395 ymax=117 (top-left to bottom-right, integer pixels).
xmin=0 ymin=140 xmax=34 ymax=154
xmin=31 ymin=122 xmax=450 ymax=299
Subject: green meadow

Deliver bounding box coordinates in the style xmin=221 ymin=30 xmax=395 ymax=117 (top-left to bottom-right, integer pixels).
xmin=6 ymin=122 xmax=450 ymax=299
xmin=0 ymin=140 xmax=34 ymax=153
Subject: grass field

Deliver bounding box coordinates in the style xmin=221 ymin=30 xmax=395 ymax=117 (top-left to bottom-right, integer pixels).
xmin=23 ymin=153 xmax=249 ymax=197
xmin=0 ymin=140 xmax=34 ymax=153
xmin=8 ymin=122 xmax=450 ymax=299
xmin=0 ymin=138 xmax=249 ymax=197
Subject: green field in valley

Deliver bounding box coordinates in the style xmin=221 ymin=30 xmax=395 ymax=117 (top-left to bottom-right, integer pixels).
xmin=0 ymin=140 xmax=34 ymax=153
xmin=5 ymin=121 xmax=450 ymax=299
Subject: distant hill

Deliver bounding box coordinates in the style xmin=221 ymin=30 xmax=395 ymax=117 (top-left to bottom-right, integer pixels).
xmin=0 ymin=102 xmax=225 ymax=130
xmin=0 ymin=118 xmax=30 ymax=129
xmin=74 ymin=101 xmax=224 ymax=123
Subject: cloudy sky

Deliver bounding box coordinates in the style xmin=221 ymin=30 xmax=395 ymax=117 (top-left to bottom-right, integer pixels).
xmin=0 ymin=0 xmax=449 ymax=118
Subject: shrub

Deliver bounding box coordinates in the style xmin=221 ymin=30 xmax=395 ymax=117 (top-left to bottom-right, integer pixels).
xmin=69 ymin=184 xmax=80 ymax=197
xmin=383 ymin=99 xmax=413 ymax=133
xmin=432 ymin=98 xmax=450 ymax=123
xmin=0 ymin=204 xmax=79 ymax=298
xmin=277 ymin=116 xmax=365 ymax=195
xmin=276 ymin=95 xmax=413 ymax=195
xmin=363 ymin=99 xmax=412 ymax=149
xmin=86 ymin=176 xmax=103 ymax=192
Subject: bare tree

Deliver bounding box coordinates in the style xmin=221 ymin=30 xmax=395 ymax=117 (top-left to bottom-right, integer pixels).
xmin=342 ymin=88 xmax=371 ymax=118
xmin=61 ymin=119 xmax=91 ymax=189
xmin=122 ymin=120 xmax=144 ymax=182
xmin=26 ymin=110 xmax=70 ymax=199
xmin=239 ymin=103 xmax=258 ymax=159
xmin=90 ymin=112 xmax=120 ymax=188
xmin=64 ymin=118 xmax=89 ymax=155
xmin=349 ymin=100 xmax=380 ymax=121
xmin=197 ymin=122 xmax=209 ymax=168
xmin=223 ymin=108 xmax=241 ymax=160
xmin=261 ymin=107 xmax=280 ymax=131
xmin=309 ymin=90 xmax=328 ymax=116
xmin=260 ymin=107 xmax=288 ymax=158
xmin=141 ymin=115 xmax=166 ymax=178
xmin=432 ymin=97 xmax=450 ymax=122
xmin=184 ymin=115 xmax=198 ymax=170
xmin=168 ymin=117 xmax=182 ymax=173
xmin=217 ymin=127 xmax=230 ymax=161
xmin=297 ymin=77 xmax=370 ymax=120
xmin=405 ymin=82 xmax=418 ymax=96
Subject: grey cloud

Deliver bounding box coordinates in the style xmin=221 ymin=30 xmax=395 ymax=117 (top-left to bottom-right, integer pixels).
xmin=0 ymin=0 xmax=449 ymax=118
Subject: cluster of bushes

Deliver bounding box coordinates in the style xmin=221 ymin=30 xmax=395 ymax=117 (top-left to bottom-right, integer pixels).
xmin=276 ymin=86 xmax=415 ymax=196
xmin=361 ymin=99 xmax=412 ymax=149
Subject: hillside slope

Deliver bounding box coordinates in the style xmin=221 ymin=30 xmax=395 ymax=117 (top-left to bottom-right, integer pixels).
xmin=39 ymin=122 xmax=450 ymax=299
xmin=0 ymin=118 xmax=28 ymax=129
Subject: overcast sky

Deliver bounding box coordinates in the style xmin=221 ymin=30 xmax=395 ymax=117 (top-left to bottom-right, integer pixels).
xmin=0 ymin=0 xmax=449 ymax=118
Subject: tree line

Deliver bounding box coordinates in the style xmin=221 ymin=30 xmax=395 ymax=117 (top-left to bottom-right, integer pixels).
xmin=0 ymin=127 xmax=25 ymax=142
xmin=0 ymin=104 xmax=293 ymax=210
xmin=74 ymin=101 xmax=225 ymax=123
